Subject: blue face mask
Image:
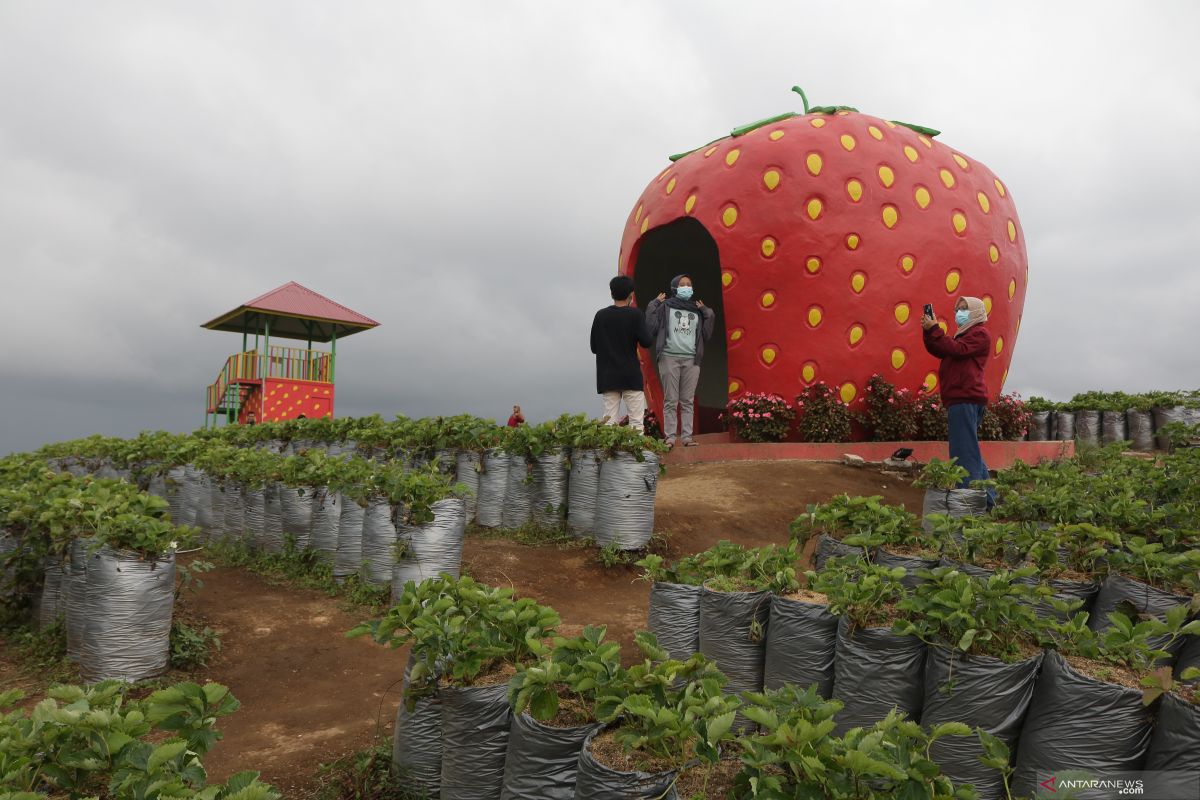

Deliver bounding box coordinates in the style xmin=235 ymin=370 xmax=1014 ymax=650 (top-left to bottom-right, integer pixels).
xmin=955 ymin=309 xmax=971 ymax=327
xmin=675 ymin=285 xmax=694 ymax=300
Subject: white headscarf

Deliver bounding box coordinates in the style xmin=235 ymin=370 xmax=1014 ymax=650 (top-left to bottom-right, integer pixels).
xmin=955 ymin=296 xmax=988 ymax=336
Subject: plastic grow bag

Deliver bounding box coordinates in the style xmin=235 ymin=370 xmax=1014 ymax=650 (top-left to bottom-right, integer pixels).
xmin=936 ymin=557 xmax=995 ymax=580
xmin=573 ymin=726 xmax=679 ymax=800
xmin=832 ymin=619 xmax=926 ymax=734
xmin=432 ymin=447 xmax=458 ymax=476
xmin=872 ymin=548 xmax=937 ymax=588
xmin=1101 ymin=410 xmax=1128 ymax=444
xmin=648 ymin=582 xmax=701 ymax=661
xmin=503 ymin=456 xmax=534 ymax=530
xmin=1145 ymin=692 xmax=1200 ymax=785
xmin=243 ymin=486 xmax=267 ymax=549
xmin=392 ymin=660 xmax=443 ymax=797
xmin=921 ymin=488 xmax=988 ymax=535
xmin=280 ymin=485 xmax=313 ymax=549
xmin=206 ymin=478 xmax=226 ymax=541
xmin=763 ymin=594 xmax=838 ymax=697
xmin=1154 ymin=406 xmax=1190 ymax=450
xmin=179 ymin=465 xmax=204 ymax=527
xmin=393 ymin=498 xmax=467 ymax=594
xmin=1054 ymin=411 xmax=1076 ymax=441
xmin=439 ymin=682 xmax=512 ymax=800
xmin=1174 ymin=633 xmax=1200 ymax=681
xmin=923 ymin=647 xmax=1043 ymax=800
xmin=1074 ymin=409 xmax=1102 ymax=446
xmin=531 ymin=449 xmax=569 ymax=529
xmin=38 ymin=559 xmax=68 ymax=630
xmin=191 ymin=469 xmax=213 ymax=534
xmin=333 ymin=498 xmax=366 ymax=579
xmin=260 ymin=482 xmax=286 ymax=555
xmin=1012 ymin=650 xmax=1155 ymax=798
xmin=1019 ymin=574 xmax=1100 ymax=621
xmin=1088 ymin=574 xmax=1189 ymax=658
xmin=308 ymin=487 xmax=341 ymax=564
xmin=455 ymin=450 xmax=482 ymax=524
xmin=1126 ymin=410 xmax=1155 ymax=452
xmin=65 ymin=538 xmax=92 ymax=662
xmin=699 ymin=584 xmax=771 ymax=714
xmin=221 ymin=480 xmax=246 ymax=544
xmin=80 ymin=547 xmax=175 ymax=683
xmin=361 ymin=498 xmax=398 ymax=585
xmin=813 ymin=534 xmax=862 ymax=571
xmin=476 ymin=450 xmax=510 ymax=529
xmin=567 ymin=448 xmax=603 ymax=538
xmin=593 ymin=452 xmax=659 ymax=550
xmin=165 ymin=466 xmax=188 ymax=523
xmin=500 ymin=711 xmax=602 ymax=800
xmin=1026 ymin=411 xmax=1052 ymax=441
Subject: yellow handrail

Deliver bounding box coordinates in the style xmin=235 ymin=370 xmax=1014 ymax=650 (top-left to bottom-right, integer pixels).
xmin=206 ymin=347 xmax=334 ymax=413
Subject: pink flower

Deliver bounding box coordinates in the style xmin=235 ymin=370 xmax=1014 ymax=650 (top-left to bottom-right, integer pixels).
xmin=763 ymin=412 xmax=772 ymax=418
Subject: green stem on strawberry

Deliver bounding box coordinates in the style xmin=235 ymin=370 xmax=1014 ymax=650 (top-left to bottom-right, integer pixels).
xmin=730 ymin=111 xmax=798 ymax=138
xmin=791 ymin=85 xmax=811 ymax=113
xmin=891 ymin=120 xmax=942 ymax=137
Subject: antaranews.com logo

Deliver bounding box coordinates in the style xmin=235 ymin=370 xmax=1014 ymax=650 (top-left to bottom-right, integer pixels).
xmin=1040 ymin=774 xmax=1145 ymax=795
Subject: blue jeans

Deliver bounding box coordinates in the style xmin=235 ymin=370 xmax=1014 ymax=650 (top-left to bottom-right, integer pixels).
xmin=948 ymin=403 xmax=996 ymax=507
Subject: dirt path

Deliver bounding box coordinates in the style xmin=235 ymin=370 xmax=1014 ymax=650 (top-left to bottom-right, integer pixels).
xmin=4 ymin=460 xmax=921 ymax=794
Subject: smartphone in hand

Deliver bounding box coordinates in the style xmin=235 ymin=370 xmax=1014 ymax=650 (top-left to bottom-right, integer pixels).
xmin=923 ymin=303 xmax=935 ymax=320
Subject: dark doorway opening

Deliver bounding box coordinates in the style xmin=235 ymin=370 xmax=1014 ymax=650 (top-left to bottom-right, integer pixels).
xmin=632 ymin=217 xmax=728 ymax=435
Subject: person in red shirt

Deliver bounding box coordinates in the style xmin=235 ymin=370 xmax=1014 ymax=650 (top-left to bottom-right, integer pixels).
xmin=507 ymin=405 xmax=525 ymax=427
xmin=921 ymin=296 xmax=996 ymax=507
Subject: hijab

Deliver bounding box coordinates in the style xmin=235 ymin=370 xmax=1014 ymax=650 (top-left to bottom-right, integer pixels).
xmin=955 ymin=296 xmax=988 ymax=336
xmin=665 ymin=274 xmax=700 ymax=312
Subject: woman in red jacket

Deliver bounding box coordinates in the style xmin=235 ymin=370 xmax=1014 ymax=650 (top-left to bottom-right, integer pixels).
xmin=921 ymin=296 xmax=996 ymax=507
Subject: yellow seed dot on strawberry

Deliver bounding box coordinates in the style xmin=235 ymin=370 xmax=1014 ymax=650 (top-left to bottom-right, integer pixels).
xmin=762 ymin=291 xmax=776 ymax=308
xmin=806 ymin=256 xmax=822 ymax=274
xmin=977 ymin=192 xmax=991 ymax=214
xmin=762 ymin=346 xmax=777 ymax=365
xmin=728 ymin=380 xmax=740 ymax=393
xmin=895 ymin=303 xmax=911 ymax=323
xmin=810 ymin=118 xmax=826 ymax=128
xmin=769 ymin=130 xmax=785 ymax=141
xmin=726 ymin=149 xmax=741 ymax=166
xmin=665 ymin=177 xmax=676 ymax=194
xmin=730 ymin=329 xmax=743 ymax=341
xmin=807 ymin=306 xmax=822 ymax=326
xmin=802 ymin=364 xmax=816 ymax=383
xmin=939 ymin=169 xmax=955 ymax=189
xmin=848 ymin=325 xmax=864 ymax=345
xmin=868 ymin=125 xmax=884 ymax=140
xmin=761 ymin=237 xmax=777 ymax=257
xmin=763 ymin=170 xmax=781 ymax=191
xmin=994 ymin=178 xmax=1007 ymax=197
xmin=1008 ymin=278 xmax=1016 ymax=299
xmin=914 ymin=186 xmax=931 ymax=209
xmin=806 ymin=198 xmax=823 ymax=220
xmin=846 ymin=233 xmax=860 ymax=250
xmin=806 ymin=153 xmax=823 ymax=176
xmin=952 ymin=211 xmax=968 ymax=234
xmin=840 ymin=134 xmax=856 ymax=151
xmin=882 ymin=205 xmax=899 ymax=228
xmin=878 ymin=165 xmax=895 ymax=188
xmin=1007 ymin=220 xmax=1017 ymax=242
xmin=851 ymin=272 xmax=866 ymax=293
xmin=685 ymin=195 xmax=697 ymax=214
xmin=722 ymin=206 xmax=738 ymax=227
xmin=953 ymin=153 xmax=970 ymax=170
xmin=846 ymin=179 xmax=863 ymax=202
xmin=704 ymin=146 xmax=718 ymax=157
xmin=840 ymin=383 xmax=857 ymax=403
xmin=899 ymin=254 xmax=915 ymax=273
xmin=924 ymin=372 xmax=938 ymax=391
xmin=904 ymin=145 xmax=919 ymax=162
xmin=891 ymin=348 xmax=907 ymax=369
xmin=982 ymin=295 xmax=993 ymax=314
xmin=919 ymin=135 xmax=933 ymax=149
xmin=635 ymin=204 xmax=643 ymax=222
xmin=722 ymin=271 xmax=733 ymax=287
xmin=995 ymin=336 xmax=1004 ymax=355
xmin=640 ymin=217 xmax=649 ymax=234
xmin=945 ymin=270 xmax=961 ymax=292
xmin=989 ymin=244 xmax=1000 ymax=263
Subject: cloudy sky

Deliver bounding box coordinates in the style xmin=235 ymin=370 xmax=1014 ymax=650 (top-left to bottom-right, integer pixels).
xmin=2 ymin=1 xmax=1197 ymax=453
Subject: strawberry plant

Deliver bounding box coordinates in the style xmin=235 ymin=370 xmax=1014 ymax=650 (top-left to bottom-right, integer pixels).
xmin=507 ymin=624 xmax=622 ymax=725
xmin=808 ymin=561 xmax=909 ymax=630
xmin=722 ymin=392 xmax=796 ymax=443
xmin=789 ymin=494 xmax=918 ymax=549
xmin=914 ymin=458 xmax=970 ymax=492
xmin=794 ymin=383 xmax=852 ymax=443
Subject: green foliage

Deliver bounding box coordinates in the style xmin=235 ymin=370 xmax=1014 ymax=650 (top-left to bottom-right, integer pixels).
xmin=723 ymin=392 xmax=796 ymax=443
xmin=858 ymin=374 xmax=920 ymax=442
xmin=508 ymin=625 xmax=622 ymax=724
xmin=808 ymin=561 xmax=908 ymax=630
xmin=914 ymin=458 xmax=970 ymax=491
xmin=1042 ymin=604 xmax=1200 ymax=674
xmin=794 ymin=383 xmax=853 ymax=443
xmin=312 ymin=742 xmax=425 ymax=800
xmin=789 ymin=494 xmax=919 ymax=552
xmin=170 ymin=621 xmax=222 ymax=670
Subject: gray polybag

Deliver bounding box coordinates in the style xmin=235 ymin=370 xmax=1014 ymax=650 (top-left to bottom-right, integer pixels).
xmin=872 ymin=548 xmax=937 ymax=588
xmin=206 ymin=478 xmax=226 ymax=541
xmin=503 ymin=456 xmax=534 ymax=530
xmin=192 ymin=470 xmax=213 ymax=534
xmin=647 ymin=582 xmax=701 ymax=661
xmin=38 ymin=559 xmax=68 ymax=630
xmin=65 ymin=538 xmax=92 ymax=662
xmin=501 ymin=712 xmax=602 ymax=800
xmin=455 ymin=450 xmax=482 ymax=524
xmin=698 ymin=584 xmax=770 ymax=722
xmin=1021 ymin=575 xmax=1101 ymax=621
xmin=243 ymin=486 xmax=267 ymax=549
xmin=532 ymin=450 xmax=570 ymax=529
xmin=937 ymin=557 xmax=995 ymax=581
xmin=165 ymin=466 xmax=188 ymax=524
xmin=832 ymin=619 xmax=926 ymax=734
xmin=1174 ymin=634 xmax=1200 ymax=681
xmin=921 ymin=488 xmax=987 ymax=535
xmin=476 ymin=450 xmax=510 ymax=529
xmin=1126 ymin=410 xmax=1155 ymax=451
xmin=923 ymin=647 xmax=1043 ymax=800
xmin=392 ymin=498 xmax=467 ymax=594
xmin=147 ymin=473 xmax=167 ymax=501
xmin=1154 ymin=406 xmax=1191 ymax=450
xmin=1012 ymin=650 xmax=1155 ymax=799
xmin=333 ymin=498 xmax=366 ymax=580
xmin=1144 ymin=691 xmax=1200 ymax=795
xmin=308 ymin=487 xmax=341 ymax=564
xmin=1054 ymin=411 xmax=1076 ymax=441
xmin=439 ymin=682 xmax=512 ymax=800
xmin=80 ymin=547 xmax=175 ymax=683
xmin=1074 ymin=409 xmax=1102 ymax=446
xmin=567 ymin=449 xmax=603 ymax=539
xmin=392 ymin=659 xmax=443 ymax=796
xmin=593 ymin=452 xmax=659 ymax=550
xmin=1026 ymin=411 xmax=1052 ymax=441
xmin=813 ymin=534 xmax=863 ymax=570
xmin=1101 ymin=411 xmax=1128 ymax=444
xmin=431 ymin=448 xmax=458 ymax=476
xmin=572 ymin=726 xmax=679 ymax=800
xmin=280 ymin=485 xmax=313 ymax=549
xmin=221 ymin=480 xmax=245 ymax=544
xmin=1087 ymin=574 xmax=1188 ymax=658
xmin=260 ymin=483 xmax=285 ymax=555
xmin=361 ymin=498 xmax=398 ymax=585
xmin=179 ymin=465 xmax=204 ymax=527
xmin=763 ymin=595 xmax=838 ymax=697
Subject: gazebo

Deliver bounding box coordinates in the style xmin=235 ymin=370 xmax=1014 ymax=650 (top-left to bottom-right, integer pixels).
xmin=200 ymin=281 xmax=379 ymax=427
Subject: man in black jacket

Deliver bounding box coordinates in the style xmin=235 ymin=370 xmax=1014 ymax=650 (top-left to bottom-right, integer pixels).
xmin=590 ymin=275 xmax=653 ymax=432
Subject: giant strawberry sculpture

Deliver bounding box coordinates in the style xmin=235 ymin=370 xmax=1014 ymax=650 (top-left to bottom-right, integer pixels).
xmin=620 ymin=87 xmax=1028 ymax=435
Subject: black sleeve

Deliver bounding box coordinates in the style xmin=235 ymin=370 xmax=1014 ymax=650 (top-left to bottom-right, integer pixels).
xmin=589 ymin=311 xmax=600 ymax=354
xmin=636 ymin=309 xmax=653 ymax=348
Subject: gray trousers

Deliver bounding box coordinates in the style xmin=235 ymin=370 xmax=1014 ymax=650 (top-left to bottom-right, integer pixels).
xmin=658 ymin=355 xmax=701 ymax=442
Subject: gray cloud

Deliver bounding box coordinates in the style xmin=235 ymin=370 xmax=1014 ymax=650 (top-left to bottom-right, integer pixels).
xmin=2 ymin=1 xmax=1198 ymax=453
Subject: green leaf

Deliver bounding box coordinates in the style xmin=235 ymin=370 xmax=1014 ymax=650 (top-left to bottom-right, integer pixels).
xmin=147 ymin=738 xmax=189 ymax=771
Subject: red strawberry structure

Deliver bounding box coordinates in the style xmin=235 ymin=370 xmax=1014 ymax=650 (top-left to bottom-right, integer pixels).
xmin=620 ymin=86 xmax=1028 ymax=436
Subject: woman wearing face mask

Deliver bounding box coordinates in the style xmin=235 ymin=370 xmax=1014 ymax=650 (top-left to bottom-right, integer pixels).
xmin=921 ymin=296 xmax=997 ymax=507
xmin=645 ymin=274 xmax=715 ymax=448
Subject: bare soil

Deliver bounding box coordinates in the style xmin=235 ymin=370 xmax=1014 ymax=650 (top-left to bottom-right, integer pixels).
xmin=2 ymin=459 xmax=920 ymax=795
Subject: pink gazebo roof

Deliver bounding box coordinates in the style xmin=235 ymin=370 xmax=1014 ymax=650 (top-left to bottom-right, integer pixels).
xmin=201 ymin=281 xmax=379 ymax=342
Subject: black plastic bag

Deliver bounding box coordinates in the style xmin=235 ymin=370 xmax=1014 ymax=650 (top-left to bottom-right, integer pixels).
xmin=1145 ymin=692 xmax=1200 ymax=788
xmin=593 ymin=452 xmax=659 ymax=550
xmin=873 ymin=548 xmax=937 ymax=588
xmin=922 ymin=647 xmax=1042 ymax=800
xmin=813 ymin=534 xmax=862 ymax=570
xmin=440 ymin=683 xmax=512 ymax=800
xmin=647 ymin=582 xmax=701 ymax=661
xmin=572 ymin=726 xmax=679 ymax=800
xmin=500 ymin=711 xmax=601 ymax=800
xmin=1020 ymin=575 xmax=1100 ymax=621
xmin=393 ymin=498 xmax=467 ymax=595
xmin=698 ymin=584 xmax=770 ymax=702
xmin=1074 ymin=410 xmax=1102 ymax=446
xmin=832 ymin=619 xmax=925 ymax=734
xmin=1126 ymin=410 xmax=1155 ymax=452
xmin=763 ymin=595 xmax=838 ymax=697
xmin=393 ymin=679 xmax=442 ymax=796
xmin=1174 ymin=634 xmax=1200 ymax=681
xmin=1154 ymin=406 xmax=1190 ymax=450
xmin=1054 ymin=411 xmax=1076 ymax=441
xmin=1101 ymin=410 xmax=1128 ymax=444
xmin=1027 ymin=411 xmax=1052 ymax=441
xmin=937 ymin=557 xmax=995 ymax=580
xmin=1088 ymin=574 xmax=1188 ymax=658
xmin=1012 ymin=650 xmax=1155 ymax=798
xmin=333 ymin=498 xmax=365 ymax=580
xmin=361 ymin=498 xmax=398 ymax=586
xmin=921 ymin=488 xmax=987 ymax=536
